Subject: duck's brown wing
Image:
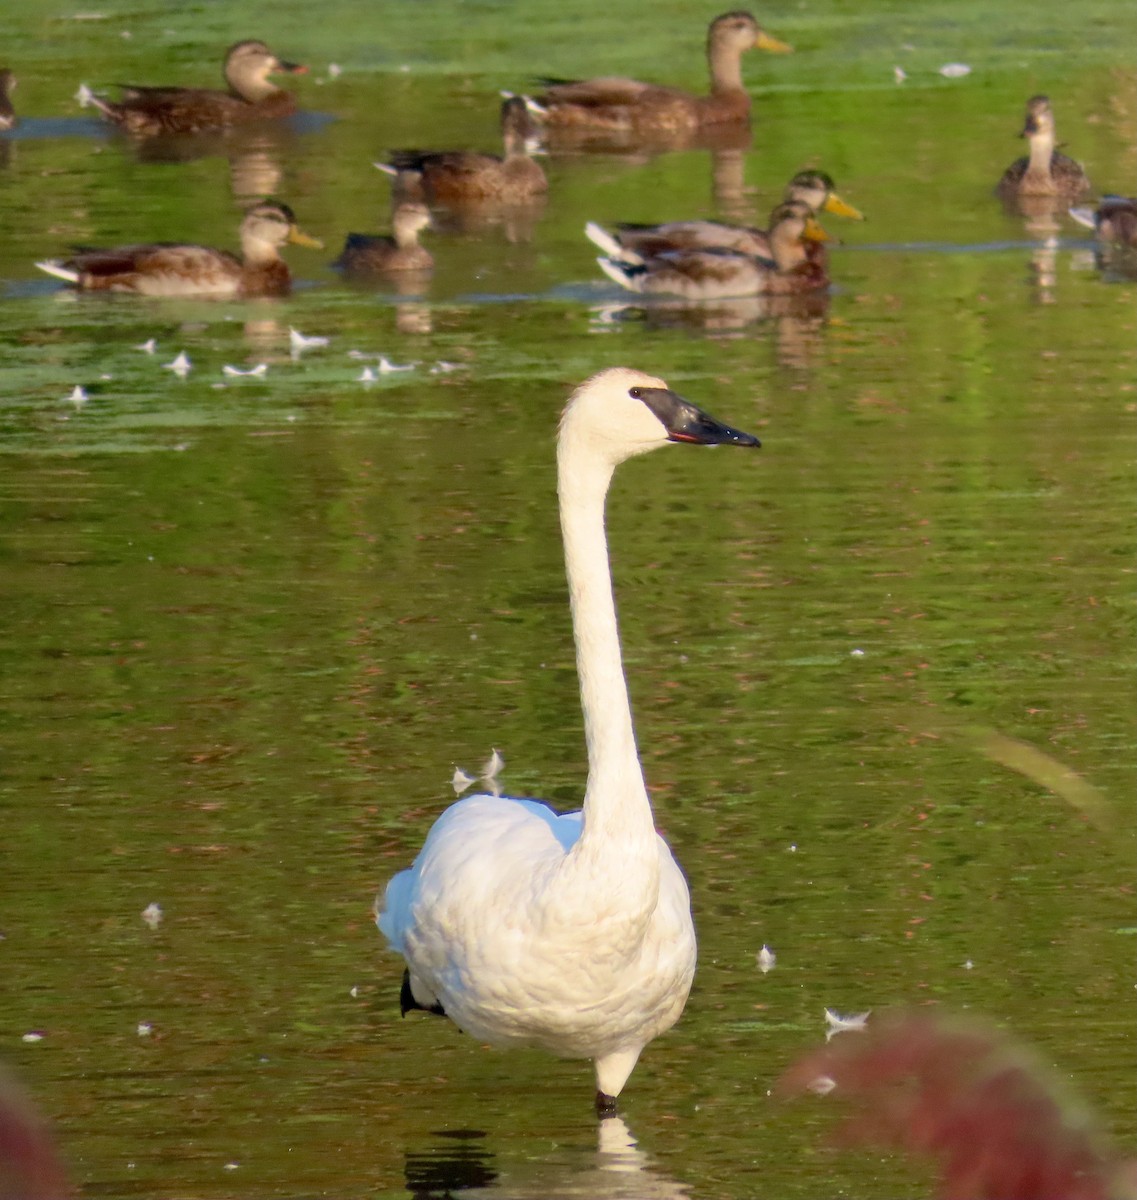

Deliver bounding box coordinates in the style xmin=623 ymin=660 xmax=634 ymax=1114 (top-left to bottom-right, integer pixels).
xmin=997 ymin=155 xmax=1029 ymax=190
xmin=539 ymin=76 xmax=702 ymax=130
xmin=335 ymin=234 xmax=396 ymax=270
xmin=540 ymin=76 xmax=663 ymax=106
xmin=639 ymin=247 xmax=771 ymax=299
xmin=617 ymin=219 xmax=768 ymax=257
xmin=103 ymin=86 xmax=257 ymax=134
xmin=70 ymin=243 xmax=242 ymax=295
xmin=406 ymin=152 xmax=507 ymax=199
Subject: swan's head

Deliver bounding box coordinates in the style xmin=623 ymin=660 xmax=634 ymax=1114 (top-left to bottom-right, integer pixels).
xmin=560 ymin=367 xmax=760 ymax=467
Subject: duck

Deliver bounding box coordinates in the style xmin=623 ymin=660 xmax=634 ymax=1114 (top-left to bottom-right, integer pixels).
xmin=35 ymin=201 xmax=322 ymax=298
xmin=593 ymin=199 xmax=831 ymax=300
xmin=528 ymin=11 xmax=791 ymax=133
xmin=997 ymin=95 xmax=1091 ymax=202
xmin=375 ymin=96 xmax=547 ymax=203
xmin=81 ymin=40 xmax=307 ymax=136
xmin=587 ymin=169 xmax=862 ymax=263
xmin=0 ymin=68 xmax=16 ymax=130
xmin=335 ymin=201 xmax=434 ymax=274
xmin=1068 ymin=195 xmax=1137 ymax=247
xmin=376 ymin=367 xmax=759 ymax=1115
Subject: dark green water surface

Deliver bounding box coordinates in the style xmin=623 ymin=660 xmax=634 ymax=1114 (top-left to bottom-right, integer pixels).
xmin=1 ymin=1 xmax=1135 ymax=1197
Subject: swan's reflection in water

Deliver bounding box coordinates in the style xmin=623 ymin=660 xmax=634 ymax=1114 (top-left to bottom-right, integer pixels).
xmin=404 ymin=1117 xmax=689 ymax=1200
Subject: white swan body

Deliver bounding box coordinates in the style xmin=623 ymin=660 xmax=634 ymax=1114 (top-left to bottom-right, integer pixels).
xmin=377 ymin=367 xmax=759 ymax=1110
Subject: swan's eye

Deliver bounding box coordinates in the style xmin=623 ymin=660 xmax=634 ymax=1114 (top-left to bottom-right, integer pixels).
xmin=628 ymin=387 xmax=643 ymax=400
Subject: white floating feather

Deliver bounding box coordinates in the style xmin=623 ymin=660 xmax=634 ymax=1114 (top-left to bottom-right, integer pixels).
xmin=66 ymin=385 xmax=89 ymax=407
xmin=824 ymin=1007 xmax=871 ymax=1041
xmin=451 ymin=766 xmax=475 ymax=795
xmin=163 ymin=351 xmax=191 ymax=377
xmin=377 ymin=356 xmax=415 ymax=374
xmin=141 ymin=902 xmax=163 ymax=928
xmin=756 ymin=944 xmax=776 ymax=974
xmin=135 ymin=337 xmax=157 ymax=354
xmin=939 ymin=62 xmax=971 ymax=77
xmin=289 ymin=326 xmax=329 ymax=357
xmin=222 ymin=363 xmax=268 ymax=377
xmin=1067 ymin=206 xmax=1096 ymax=231
xmin=481 ymin=748 xmax=504 ymax=780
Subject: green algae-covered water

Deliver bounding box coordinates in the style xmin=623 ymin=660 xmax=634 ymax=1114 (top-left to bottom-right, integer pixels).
xmin=1 ymin=1 xmax=1135 ymax=1196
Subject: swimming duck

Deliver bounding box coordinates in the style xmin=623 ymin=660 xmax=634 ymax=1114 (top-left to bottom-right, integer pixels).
xmin=593 ymin=199 xmax=830 ymax=300
xmin=1068 ymin=195 xmax=1137 ymax=247
xmin=376 ymin=96 xmax=547 ymax=203
xmin=529 ymin=11 xmax=791 ymax=133
xmin=377 ymin=368 xmax=758 ymax=1113
xmin=997 ymin=95 xmax=1091 ymax=202
xmin=35 ymin=201 xmax=322 ymax=297
xmin=587 ymin=169 xmax=862 ymax=263
xmin=82 ymin=40 xmax=307 ymax=136
xmin=335 ymin=201 xmax=434 ymax=274
xmin=0 ymin=69 xmax=16 ymax=130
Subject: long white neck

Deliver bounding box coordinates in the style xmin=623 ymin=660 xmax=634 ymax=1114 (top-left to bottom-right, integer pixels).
xmin=557 ymin=436 xmax=656 ymax=851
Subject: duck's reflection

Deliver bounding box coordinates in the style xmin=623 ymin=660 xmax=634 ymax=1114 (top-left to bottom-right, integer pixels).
xmin=121 ymin=118 xmax=330 ymax=203
xmin=591 ymin=289 xmax=830 ymax=348
xmin=426 ymin=197 xmax=548 ymax=244
xmin=403 ymin=1116 xmax=690 ymax=1199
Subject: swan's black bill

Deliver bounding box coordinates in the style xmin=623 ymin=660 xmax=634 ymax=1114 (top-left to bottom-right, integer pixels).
xmin=635 ymin=386 xmax=760 ymax=448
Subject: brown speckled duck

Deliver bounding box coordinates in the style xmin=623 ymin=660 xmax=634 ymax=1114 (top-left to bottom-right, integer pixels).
xmin=588 ymin=169 xmax=862 ymax=262
xmin=35 ymin=201 xmax=322 ymax=297
xmin=529 ymin=11 xmax=791 ymax=133
xmin=1069 ymin=195 xmax=1137 ymax=247
xmin=593 ymin=199 xmax=830 ymax=300
xmin=376 ymin=97 xmax=547 ymax=203
xmin=0 ymin=68 xmax=17 ymax=130
xmin=335 ymin=201 xmax=434 ymax=274
xmin=82 ymin=40 xmax=307 ymax=136
xmin=997 ymin=95 xmax=1091 ymax=202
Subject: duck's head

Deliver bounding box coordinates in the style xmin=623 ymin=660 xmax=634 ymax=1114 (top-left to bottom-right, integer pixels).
xmin=1020 ymin=95 xmax=1055 ymax=140
xmin=500 ymin=94 xmax=543 ymax=155
xmin=560 ymin=367 xmax=759 ymax=467
xmin=786 ymin=170 xmax=864 ymax=220
xmin=770 ymin=199 xmax=831 ymax=245
xmin=392 ymin=201 xmax=433 ymax=239
xmin=710 ymin=11 xmax=793 ymax=56
xmin=241 ymin=201 xmax=323 ymax=256
xmin=224 ymin=40 xmax=308 ymax=99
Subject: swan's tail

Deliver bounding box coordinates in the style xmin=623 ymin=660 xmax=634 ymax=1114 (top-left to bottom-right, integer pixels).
xmin=35 ymin=260 xmax=80 ymax=284
xmin=596 ymin=256 xmax=646 ymax=293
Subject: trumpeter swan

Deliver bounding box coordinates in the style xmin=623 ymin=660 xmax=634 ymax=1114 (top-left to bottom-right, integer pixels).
xmin=377 ymin=367 xmax=759 ymax=1113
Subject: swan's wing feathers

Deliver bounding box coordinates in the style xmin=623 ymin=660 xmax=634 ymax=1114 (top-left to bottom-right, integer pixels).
xmin=377 ymin=794 xmax=582 ymax=952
